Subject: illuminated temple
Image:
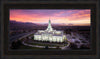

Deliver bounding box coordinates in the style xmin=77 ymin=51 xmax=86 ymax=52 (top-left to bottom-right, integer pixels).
xmin=34 ymin=19 xmax=66 ymax=42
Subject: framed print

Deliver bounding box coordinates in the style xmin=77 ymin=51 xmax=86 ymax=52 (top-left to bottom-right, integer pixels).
xmin=0 ymin=0 xmax=99 ymax=59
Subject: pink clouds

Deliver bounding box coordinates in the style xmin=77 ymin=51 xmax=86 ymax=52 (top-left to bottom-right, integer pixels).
xmin=10 ymin=9 xmax=90 ymax=26
xmin=66 ymin=10 xmax=90 ymax=21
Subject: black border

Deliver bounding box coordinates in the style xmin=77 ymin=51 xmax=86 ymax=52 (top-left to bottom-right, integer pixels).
xmin=1 ymin=0 xmax=99 ymax=58
xmin=3 ymin=3 xmax=97 ymax=55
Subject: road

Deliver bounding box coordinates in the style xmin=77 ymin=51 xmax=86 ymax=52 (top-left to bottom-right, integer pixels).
xmin=10 ymin=31 xmax=36 ymax=43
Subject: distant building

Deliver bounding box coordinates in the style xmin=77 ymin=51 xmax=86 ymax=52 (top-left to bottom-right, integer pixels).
xmin=34 ymin=19 xmax=66 ymax=42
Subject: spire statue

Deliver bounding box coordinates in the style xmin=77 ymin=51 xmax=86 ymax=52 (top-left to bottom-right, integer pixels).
xmin=46 ymin=19 xmax=53 ymax=31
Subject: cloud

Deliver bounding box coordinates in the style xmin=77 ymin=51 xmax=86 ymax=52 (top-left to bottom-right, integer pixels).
xmin=10 ymin=9 xmax=90 ymax=26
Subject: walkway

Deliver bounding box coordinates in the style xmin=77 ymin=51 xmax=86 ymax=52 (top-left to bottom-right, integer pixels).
xmin=22 ymin=39 xmax=70 ymax=50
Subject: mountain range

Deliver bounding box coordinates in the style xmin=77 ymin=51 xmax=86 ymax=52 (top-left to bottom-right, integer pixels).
xmin=10 ymin=20 xmax=70 ymax=26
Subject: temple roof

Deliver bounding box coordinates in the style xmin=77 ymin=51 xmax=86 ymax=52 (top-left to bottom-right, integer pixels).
xmin=35 ymin=30 xmax=63 ymax=36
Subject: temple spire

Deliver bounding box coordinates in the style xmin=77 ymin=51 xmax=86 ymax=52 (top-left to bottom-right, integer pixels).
xmin=46 ymin=19 xmax=53 ymax=31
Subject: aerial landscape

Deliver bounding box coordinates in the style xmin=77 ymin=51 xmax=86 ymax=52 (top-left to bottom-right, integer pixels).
xmin=9 ymin=9 xmax=91 ymax=50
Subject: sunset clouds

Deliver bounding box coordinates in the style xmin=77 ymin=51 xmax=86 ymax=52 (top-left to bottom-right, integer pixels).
xmin=10 ymin=9 xmax=90 ymax=26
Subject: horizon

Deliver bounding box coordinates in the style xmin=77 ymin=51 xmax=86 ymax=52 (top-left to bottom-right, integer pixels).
xmin=10 ymin=20 xmax=90 ymax=26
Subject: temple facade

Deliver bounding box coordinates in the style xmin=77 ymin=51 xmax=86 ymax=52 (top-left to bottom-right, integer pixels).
xmin=34 ymin=19 xmax=66 ymax=42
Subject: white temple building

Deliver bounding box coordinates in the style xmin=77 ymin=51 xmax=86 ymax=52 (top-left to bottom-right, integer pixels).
xmin=34 ymin=19 xmax=66 ymax=42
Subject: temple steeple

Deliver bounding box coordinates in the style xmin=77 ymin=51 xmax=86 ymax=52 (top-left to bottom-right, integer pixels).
xmin=46 ymin=18 xmax=53 ymax=31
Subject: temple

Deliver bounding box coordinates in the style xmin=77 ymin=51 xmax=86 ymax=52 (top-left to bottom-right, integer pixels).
xmin=34 ymin=19 xmax=66 ymax=42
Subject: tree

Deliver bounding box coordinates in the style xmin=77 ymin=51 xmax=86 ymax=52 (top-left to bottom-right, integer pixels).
xmin=45 ymin=46 xmax=49 ymax=49
xmin=10 ymin=40 xmax=22 ymax=49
